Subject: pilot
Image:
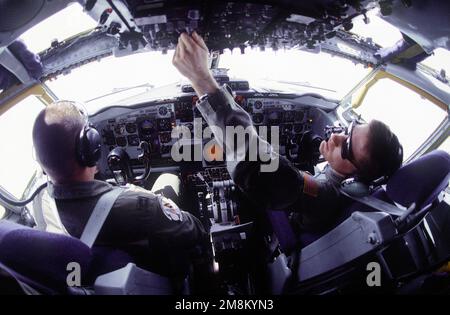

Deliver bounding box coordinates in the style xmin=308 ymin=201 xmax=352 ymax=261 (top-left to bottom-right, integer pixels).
xmin=32 ymin=100 xmax=208 ymax=278
xmin=172 ymin=32 xmax=403 ymax=232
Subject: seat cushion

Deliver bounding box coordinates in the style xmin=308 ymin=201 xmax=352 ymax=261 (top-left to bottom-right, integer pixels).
xmin=0 ymin=220 xmax=92 ymax=291
xmin=386 ymin=150 xmax=450 ymax=208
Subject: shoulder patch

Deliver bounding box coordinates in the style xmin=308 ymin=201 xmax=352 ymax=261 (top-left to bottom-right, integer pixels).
xmin=158 ymin=196 xmax=183 ymax=222
xmin=303 ymin=173 xmax=319 ymax=197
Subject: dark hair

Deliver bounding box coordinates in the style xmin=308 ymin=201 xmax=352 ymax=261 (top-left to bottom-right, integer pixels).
xmin=32 ymin=101 xmax=86 ymax=181
xmin=359 ymin=120 xmax=403 ymax=182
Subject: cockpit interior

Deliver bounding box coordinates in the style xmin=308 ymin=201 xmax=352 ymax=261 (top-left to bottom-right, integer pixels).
xmin=0 ymin=0 xmax=449 ymax=296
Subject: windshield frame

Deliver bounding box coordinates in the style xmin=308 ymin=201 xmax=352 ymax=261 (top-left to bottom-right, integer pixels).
xmin=340 ymin=64 xmax=449 ymax=162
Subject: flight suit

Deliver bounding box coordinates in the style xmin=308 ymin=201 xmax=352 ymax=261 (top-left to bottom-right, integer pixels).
xmin=196 ymin=85 xmax=349 ymax=232
xmin=47 ymin=179 xmax=208 ymax=277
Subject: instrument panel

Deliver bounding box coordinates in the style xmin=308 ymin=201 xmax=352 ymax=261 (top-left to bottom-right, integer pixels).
xmin=91 ymin=92 xmax=333 ymax=177
xmin=90 ymin=90 xmax=335 ymax=263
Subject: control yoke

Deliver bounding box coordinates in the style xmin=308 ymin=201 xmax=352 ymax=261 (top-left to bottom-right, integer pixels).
xmin=107 ymin=141 xmax=151 ymax=186
xmin=134 ymin=141 xmax=152 ymax=184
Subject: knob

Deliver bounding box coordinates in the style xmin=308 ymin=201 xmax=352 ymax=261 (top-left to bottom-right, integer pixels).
xmin=158 ymin=106 xmax=168 ymax=116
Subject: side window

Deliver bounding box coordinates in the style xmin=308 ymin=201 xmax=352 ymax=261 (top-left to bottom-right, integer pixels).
xmin=438 ymin=136 xmax=450 ymax=153
xmin=0 ymin=96 xmax=45 ymax=199
xmin=352 ymin=78 xmax=448 ymax=160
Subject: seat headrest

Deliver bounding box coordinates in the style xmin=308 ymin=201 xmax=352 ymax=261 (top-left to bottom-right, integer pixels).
xmin=386 ymin=150 xmax=450 ymax=208
xmin=0 ymin=220 xmax=92 ymax=291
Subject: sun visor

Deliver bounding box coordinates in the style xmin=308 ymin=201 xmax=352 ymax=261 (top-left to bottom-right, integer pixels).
xmin=0 ymin=40 xmax=43 ymax=91
xmin=378 ymin=0 xmax=450 ymax=54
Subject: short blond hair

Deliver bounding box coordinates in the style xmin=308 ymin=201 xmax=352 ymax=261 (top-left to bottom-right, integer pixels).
xmin=32 ymin=101 xmax=85 ymax=181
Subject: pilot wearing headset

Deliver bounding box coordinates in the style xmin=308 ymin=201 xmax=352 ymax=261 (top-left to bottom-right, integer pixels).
xmin=32 ymin=100 xmax=208 ymax=278
xmin=172 ymin=32 xmax=403 ymax=232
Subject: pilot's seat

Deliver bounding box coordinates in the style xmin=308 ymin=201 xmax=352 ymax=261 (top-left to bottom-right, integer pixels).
xmin=300 ymin=149 xmax=450 ymax=246
xmin=0 ymin=220 xmax=177 ymax=294
xmin=267 ymin=150 xmax=450 ymax=293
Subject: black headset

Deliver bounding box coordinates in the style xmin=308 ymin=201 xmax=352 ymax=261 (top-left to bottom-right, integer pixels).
xmin=76 ymin=122 xmax=102 ymax=167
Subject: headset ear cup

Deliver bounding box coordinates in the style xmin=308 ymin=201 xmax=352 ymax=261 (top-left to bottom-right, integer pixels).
xmin=86 ymin=125 xmax=102 ymax=166
xmin=77 ymin=124 xmax=102 ymax=167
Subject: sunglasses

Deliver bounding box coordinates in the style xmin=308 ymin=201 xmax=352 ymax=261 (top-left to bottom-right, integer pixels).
xmin=324 ymin=119 xmax=363 ymax=168
xmin=340 ymin=120 xmax=360 ymax=167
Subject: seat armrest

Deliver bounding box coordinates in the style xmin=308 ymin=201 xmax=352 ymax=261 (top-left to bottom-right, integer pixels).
xmin=94 ymin=263 xmax=175 ymax=295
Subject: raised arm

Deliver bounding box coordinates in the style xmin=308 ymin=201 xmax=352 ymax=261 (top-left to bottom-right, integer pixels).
xmin=172 ymin=32 xmax=306 ymax=210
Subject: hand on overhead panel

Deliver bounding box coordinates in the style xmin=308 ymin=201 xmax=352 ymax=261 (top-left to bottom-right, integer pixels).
xmin=172 ymin=32 xmax=219 ymax=96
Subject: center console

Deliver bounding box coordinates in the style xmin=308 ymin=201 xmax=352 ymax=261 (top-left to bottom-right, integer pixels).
xmin=183 ymin=166 xmax=253 ymax=265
